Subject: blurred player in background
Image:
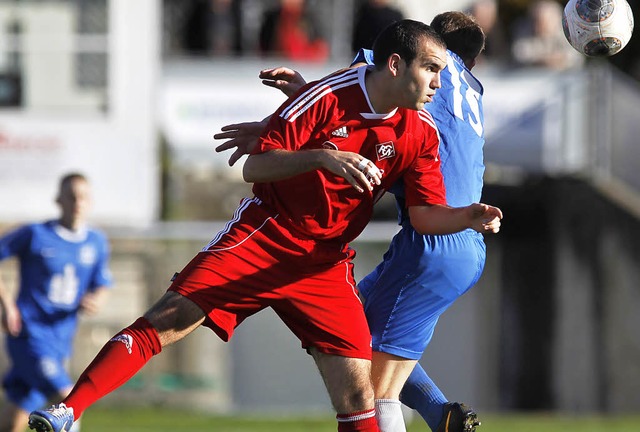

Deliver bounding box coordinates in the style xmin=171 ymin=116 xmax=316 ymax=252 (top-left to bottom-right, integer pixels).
xmin=30 ymin=20 xmax=501 ymax=432
xmin=0 ymin=173 xmax=112 ymax=432
xmin=215 ymin=11 xmax=489 ymax=432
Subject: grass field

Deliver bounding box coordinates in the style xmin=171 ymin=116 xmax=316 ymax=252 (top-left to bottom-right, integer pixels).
xmin=79 ymin=406 xmax=640 ymax=432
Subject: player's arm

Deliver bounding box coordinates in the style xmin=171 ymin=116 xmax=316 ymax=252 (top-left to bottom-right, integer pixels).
xmin=214 ymin=120 xmax=268 ymax=166
xmin=215 ymin=64 xmax=363 ymax=165
xmin=0 ymin=228 xmax=30 ymax=336
xmin=213 ymin=67 xmax=307 ymax=165
xmin=259 ymin=67 xmax=307 ymax=97
xmin=259 ymin=65 xmax=363 ymax=96
xmin=408 ymin=203 xmax=503 ymax=235
xmin=243 ymin=148 xmax=381 ymax=193
xmin=0 ymin=273 xmax=21 ymax=336
xmin=79 ymin=286 xmax=109 ymax=316
xmin=80 ymin=235 xmax=112 ymax=316
xmin=242 ymin=70 xmax=383 ymax=192
xmin=405 ymin=119 xmax=502 ymax=234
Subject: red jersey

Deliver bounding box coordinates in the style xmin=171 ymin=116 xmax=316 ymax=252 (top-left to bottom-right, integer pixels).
xmin=253 ymin=65 xmax=446 ymax=243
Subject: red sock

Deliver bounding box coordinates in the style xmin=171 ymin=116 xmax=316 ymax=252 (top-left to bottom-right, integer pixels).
xmin=337 ymin=409 xmax=379 ymax=432
xmin=63 ymin=317 xmax=162 ymax=419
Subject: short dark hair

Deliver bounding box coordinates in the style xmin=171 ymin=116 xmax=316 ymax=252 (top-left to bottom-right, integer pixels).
xmin=372 ymin=19 xmax=446 ymax=69
xmin=430 ymin=12 xmax=485 ymax=63
xmin=59 ymin=172 xmax=88 ymax=192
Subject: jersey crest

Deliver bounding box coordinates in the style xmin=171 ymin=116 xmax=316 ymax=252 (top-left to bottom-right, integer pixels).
xmin=375 ymin=141 xmax=396 ymax=161
xmin=79 ymin=245 xmax=97 ymax=265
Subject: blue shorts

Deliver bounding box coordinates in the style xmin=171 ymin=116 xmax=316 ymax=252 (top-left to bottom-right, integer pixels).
xmin=359 ymin=227 xmax=486 ymax=360
xmin=2 ymin=336 xmax=72 ymax=412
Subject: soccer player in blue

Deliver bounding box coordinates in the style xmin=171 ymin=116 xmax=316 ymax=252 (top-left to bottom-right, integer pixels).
xmin=0 ymin=173 xmax=112 ymax=432
xmin=213 ymin=12 xmax=489 ymax=432
xmin=354 ymin=12 xmax=487 ymax=432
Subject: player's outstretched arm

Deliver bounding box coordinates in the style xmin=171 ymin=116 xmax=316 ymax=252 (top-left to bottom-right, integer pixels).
xmin=215 ymin=65 xmax=359 ymax=166
xmin=260 ymin=65 xmax=364 ymax=96
xmin=259 ymin=67 xmax=307 ymax=97
xmin=213 ymin=67 xmax=306 ymax=166
xmin=409 ymin=203 xmax=503 ymax=236
xmin=219 ymin=64 xmax=370 ymax=169
xmin=243 ymin=149 xmax=382 ymax=193
xmin=214 ymin=120 xmax=268 ymax=166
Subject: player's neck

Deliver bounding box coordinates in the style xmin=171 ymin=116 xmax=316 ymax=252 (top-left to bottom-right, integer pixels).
xmin=364 ymin=69 xmax=398 ymax=114
xmin=58 ymin=216 xmax=83 ymax=232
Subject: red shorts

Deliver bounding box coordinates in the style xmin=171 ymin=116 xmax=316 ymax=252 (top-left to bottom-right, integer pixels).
xmin=168 ymin=197 xmax=372 ymax=360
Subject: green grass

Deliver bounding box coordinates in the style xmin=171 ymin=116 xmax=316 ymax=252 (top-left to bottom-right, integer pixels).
xmin=79 ymin=406 xmax=640 ymax=432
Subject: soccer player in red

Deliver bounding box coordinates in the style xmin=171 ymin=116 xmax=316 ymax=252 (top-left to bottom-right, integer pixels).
xmin=29 ymin=20 xmax=502 ymax=432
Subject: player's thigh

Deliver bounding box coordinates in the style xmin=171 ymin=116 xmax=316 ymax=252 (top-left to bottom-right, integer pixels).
xmin=273 ymin=262 xmax=372 ymax=360
xmin=310 ymin=348 xmax=374 ymax=413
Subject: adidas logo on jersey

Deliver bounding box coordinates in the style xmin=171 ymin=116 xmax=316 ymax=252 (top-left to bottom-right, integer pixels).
xmin=331 ymin=126 xmax=348 ymax=138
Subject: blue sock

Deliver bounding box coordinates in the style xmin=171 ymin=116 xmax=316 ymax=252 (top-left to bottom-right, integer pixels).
xmin=400 ymin=363 xmax=447 ymax=431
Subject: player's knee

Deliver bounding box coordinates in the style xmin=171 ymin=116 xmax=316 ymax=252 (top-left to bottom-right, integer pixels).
xmin=143 ymin=291 xmax=205 ymax=345
xmin=331 ymin=378 xmax=375 ymax=412
xmin=340 ymin=387 xmax=375 ymax=412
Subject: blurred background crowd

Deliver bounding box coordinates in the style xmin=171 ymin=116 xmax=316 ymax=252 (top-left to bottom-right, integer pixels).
xmin=167 ymin=0 xmax=639 ymax=76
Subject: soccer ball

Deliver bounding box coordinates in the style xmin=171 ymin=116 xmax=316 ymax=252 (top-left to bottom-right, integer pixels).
xmin=562 ymin=0 xmax=634 ymax=56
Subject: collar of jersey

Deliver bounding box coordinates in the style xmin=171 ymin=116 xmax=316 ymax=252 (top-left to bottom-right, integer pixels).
xmin=54 ymin=222 xmax=88 ymax=242
xmin=448 ymin=50 xmax=467 ymax=70
xmin=358 ymin=65 xmax=398 ymax=120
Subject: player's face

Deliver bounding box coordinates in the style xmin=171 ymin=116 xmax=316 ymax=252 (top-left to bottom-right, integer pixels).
xmin=57 ymin=178 xmax=91 ymax=224
xmin=397 ymin=39 xmax=446 ymax=111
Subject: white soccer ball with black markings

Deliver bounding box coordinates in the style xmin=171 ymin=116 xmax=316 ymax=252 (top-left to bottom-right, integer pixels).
xmin=562 ymin=0 xmax=634 ymax=56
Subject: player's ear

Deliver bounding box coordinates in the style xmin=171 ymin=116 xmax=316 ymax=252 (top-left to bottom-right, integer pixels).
xmin=467 ymin=57 xmax=477 ymax=70
xmin=388 ymin=53 xmax=401 ymax=77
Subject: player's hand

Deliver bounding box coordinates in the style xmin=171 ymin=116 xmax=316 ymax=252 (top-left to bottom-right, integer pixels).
xmin=259 ymin=67 xmax=307 ymax=97
xmin=80 ymin=290 xmax=108 ymax=316
xmin=467 ymin=203 xmax=503 ymax=233
xmin=1 ymin=301 xmax=22 ymax=336
xmin=319 ymin=150 xmax=383 ymax=193
xmin=214 ymin=120 xmax=267 ymax=166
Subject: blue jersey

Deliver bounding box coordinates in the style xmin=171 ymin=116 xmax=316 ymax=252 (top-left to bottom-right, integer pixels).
xmin=0 ymin=220 xmax=112 ymax=357
xmin=353 ymin=49 xmax=485 ymax=218
xmin=428 ymin=50 xmax=484 ymax=208
xmin=354 ymin=48 xmax=488 ymax=360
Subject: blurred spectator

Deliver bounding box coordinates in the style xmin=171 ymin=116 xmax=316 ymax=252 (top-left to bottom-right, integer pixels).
xmin=510 ymin=0 xmax=583 ymax=70
xmin=351 ymin=0 xmax=404 ymax=53
xmin=468 ymin=0 xmax=509 ymax=64
xmin=259 ymin=0 xmax=329 ymax=62
xmin=608 ymin=0 xmax=640 ymax=82
xmin=182 ymin=0 xmax=243 ymax=56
